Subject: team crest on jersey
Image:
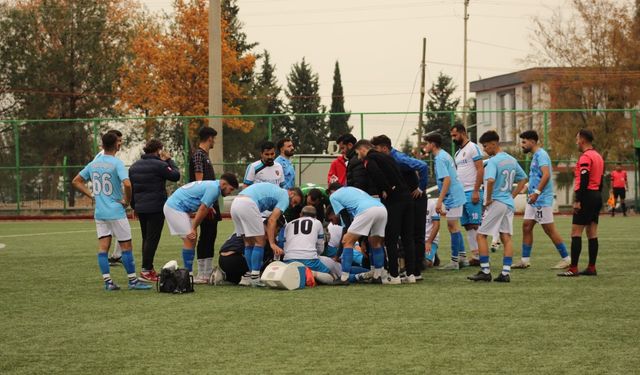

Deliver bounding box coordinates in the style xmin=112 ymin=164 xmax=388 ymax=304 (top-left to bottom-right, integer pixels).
xmin=276 ymin=171 xmax=280 ymax=176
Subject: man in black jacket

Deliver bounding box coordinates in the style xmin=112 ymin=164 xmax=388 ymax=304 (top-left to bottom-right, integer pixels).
xmin=130 ymin=139 xmax=181 ymax=282
xmin=354 ymin=139 xmax=416 ymax=284
xmin=338 ymin=134 xmax=378 ymax=197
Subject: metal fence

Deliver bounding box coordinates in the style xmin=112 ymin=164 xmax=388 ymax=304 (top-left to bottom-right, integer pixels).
xmin=1 ymin=109 xmax=638 ymax=215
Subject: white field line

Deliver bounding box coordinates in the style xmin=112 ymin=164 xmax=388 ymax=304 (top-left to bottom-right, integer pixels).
xmin=0 ymin=227 xmax=140 ymax=239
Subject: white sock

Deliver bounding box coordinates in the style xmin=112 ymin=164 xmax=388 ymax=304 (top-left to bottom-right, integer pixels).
xmin=196 ymin=259 xmax=206 ymax=276
xmin=314 ymin=272 xmax=334 ymax=284
xmin=562 ymin=256 xmax=570 ymax=262
xmin=373 ymin=268 xmax=382 ymax=279
xmin=203 ymin=257 xmax=213 ymax=275
xmin=521 ymin=257 xmax=530 ymax=263
xmin=340 ymin=272 xmax=349 ymax=282
xmin=466 ymin=230 xmax=478 ymax=254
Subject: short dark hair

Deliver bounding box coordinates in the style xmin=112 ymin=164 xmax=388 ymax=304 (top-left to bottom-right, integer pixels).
xmin=450 ymin=124 xmax=467 ymax=133
xmin=260 ymin=140 xmax=276 ymax=152
xmin=423 ymin=132 xmax=442 ymax=147
xmin=354 ymin=139 xmax=373 ymax=150
xmin=307 ymin=188 xmax=324 ymax=203
xmin=198 ymin=127 xmax=218 ymax=141
xmin=519 ymin=130 xmax=539 ymax=142
xmin=107 ymin=129 xmax=123 ymax=138
xmin=479 ymin=130 xmax=500 ymax=144
xmin=327 ymin=182 xmax=343 ymax=194
xmin=301 ymin=205 xmax=317 ymax=218
xmin=289 ymin=187 xmax=303 ymax=198
xmin=371 ymin=135 xmax=392 ymax=149
xmin=577 ymin=128 xmax=594 ymax=143
xmin=101 ymin=132 xmax=118 ymax=151
xmin=337 ymin=133 xmax=357 ymax=145
xmin=220 ymin=172 xmax=239 ymax=189
xmin=276 ymin=137 xmax=292 ymax=151
xmin=143 ymin=139 xmax=163 ymax=154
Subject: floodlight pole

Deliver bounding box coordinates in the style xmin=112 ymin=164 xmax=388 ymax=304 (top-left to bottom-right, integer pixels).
xmin=209 ymin=0 xmax=223 ymax=164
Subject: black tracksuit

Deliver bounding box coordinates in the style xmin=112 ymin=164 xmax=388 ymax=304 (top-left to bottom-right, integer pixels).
xmin=362 ymin=150 xmax=416 ymax=278
xmin=130 ymin=154 xmax=181 ymax=270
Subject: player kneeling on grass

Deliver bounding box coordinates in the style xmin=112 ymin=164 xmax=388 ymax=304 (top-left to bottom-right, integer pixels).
xmin=327 ymin=183 xmax=388 ymax=285
xmin=230 ymin=183 xmax=303 ymax=287
xmin=281 ymin=206 xmax=335 ymax=284
xmin=72 ymin=132 xmax=151 ymax=291
xmin=468 ymin=131 xmax=527 ymax=283
xmin=163 ymin=173 xmax=239 ymax=278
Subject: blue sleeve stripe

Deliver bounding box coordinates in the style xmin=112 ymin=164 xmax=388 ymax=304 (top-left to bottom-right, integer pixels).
xmin=243 ymin=179 xmax=253 ymax=185
xmin=472 ymin=155 xmax=483 ymax=161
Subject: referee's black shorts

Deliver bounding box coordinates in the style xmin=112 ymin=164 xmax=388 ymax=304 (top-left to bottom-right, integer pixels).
xmin=572 ymin=190 xmax=603 ymax=225
xmin=613 ymin=187 xmax=626 ymax=200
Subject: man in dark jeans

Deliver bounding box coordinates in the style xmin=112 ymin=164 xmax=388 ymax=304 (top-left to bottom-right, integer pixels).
xmin=354 ymin=139 xmax=416 ymax=284
xmin=129 ymin=139 xmax=181 ymax=282
xmin=189 ymin=127 xmax=220 ymax=284
xmin=371 ymin=135 xmax=429 ymax=280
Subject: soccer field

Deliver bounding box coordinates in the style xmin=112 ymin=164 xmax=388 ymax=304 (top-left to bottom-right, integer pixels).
xmin=0 ymin=216 xmax=639 ymax=374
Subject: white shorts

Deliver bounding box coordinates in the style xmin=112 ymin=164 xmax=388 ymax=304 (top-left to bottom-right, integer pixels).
xmin=163 ymin=204 xmax=191 ymax=238
xmin=348 ymin=206 xmax=387 ymax=237
xmin=478 ymin=201 xmax=514 ymax=236
xmin=524 ymin=204 xmax=554 ymax=224
xmin=230 ymin=196 xmax=265 ymax=237
xmin=445 ymin=205 xmax=463 ymax=220
xmin=96 ymin=218 xmax=132 ymax=241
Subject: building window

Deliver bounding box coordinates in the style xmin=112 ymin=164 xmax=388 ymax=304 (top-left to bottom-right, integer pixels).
xmin=481 ymin=98 xmax=490 ymax=124
xmin=497 ymin=89 xmax=516 ymax=142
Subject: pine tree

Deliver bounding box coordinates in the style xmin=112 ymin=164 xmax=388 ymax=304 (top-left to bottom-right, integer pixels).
xmin=424 ymin=72 xmax=462 ymax=150
xmin=286 ymin=58 xmax=328 ymax=154
xmin=329 ymin=61 xmax=351 ymax=138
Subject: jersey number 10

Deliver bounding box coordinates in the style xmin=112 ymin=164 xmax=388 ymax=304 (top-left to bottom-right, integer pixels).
xmin=292 ymin=219 xmax=313 ymax=235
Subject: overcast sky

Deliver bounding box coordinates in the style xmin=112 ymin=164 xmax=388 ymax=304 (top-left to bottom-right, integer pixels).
xmin=143 ymin=0 xmax=573 ymax=145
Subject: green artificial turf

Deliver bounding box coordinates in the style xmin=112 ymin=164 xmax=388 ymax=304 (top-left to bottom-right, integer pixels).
xmin=0 ymin=216 xmax=639 ymax=374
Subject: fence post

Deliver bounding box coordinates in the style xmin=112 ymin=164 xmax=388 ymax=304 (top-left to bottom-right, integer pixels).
xmin=360 ymin=113 xmax=364 ymax=139
xmin=268 ymin=116 xmax=273 ymax=141
xmin=634 ymin=111 xmax=638 ymax=209
xmin=14 ymin=123 xmax=21 ymax=214
xmin=63 ymin=155 xmax=68 ymax=214
xmin=92 ymin=120 xmax=99 ymax=155
xmin=543 ymin=111 xmax=549 ymax=149
xmin=450 ymin=111 xmax=455 ymax=154
xmin=182 ymin=120 xmax=189 ymax=184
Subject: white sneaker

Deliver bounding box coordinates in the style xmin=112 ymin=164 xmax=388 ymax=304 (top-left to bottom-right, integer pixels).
xmin=438 ymin=261 xmax=460 ymax=270
xmin=382 ymin=276 xmax=401 ymax=285
xmin=251 ymin=278 xmax=266 ymax=288
xmin=355 ymin=270 xmax=374 ymax=282
xmin=238 ymin=276 xmax=252 ymax=287
xmin=551 ymin=258 xmax=571 ymax=269
xmin=459 ymin=258 xmax=470 ymax=268
xmin=512 ymin=259 xmax=531 ymax=269
xmin=193 ymin=274 xmax=209 ymax=284
xmin=401 ymin=274 xmax=416 ymax=284
xmin=415 ymin=274 xmax=424 ymax=281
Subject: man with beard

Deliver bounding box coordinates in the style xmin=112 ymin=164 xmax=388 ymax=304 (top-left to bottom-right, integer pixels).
xmin=450 ymin=125 xmax=484 ymax=266
xmin=338 ymin=134 xmax=378 ymax=197
xmin=275 ymin=138 xmax=296 ymax=189
xmin=512 ymin=130 xmax=571 ymax=270
xmin=243 ymin=141 xmax=285 ymax=188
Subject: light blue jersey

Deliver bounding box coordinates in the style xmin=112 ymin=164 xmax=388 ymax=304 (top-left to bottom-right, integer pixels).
xmin=484 ymin=152 xmax=527 ymax=210
xmin=275 ymin=156 xmax=295 ymax=189
xmin=240 ymin=182 xmax=290 ymax=212
xmin=434 ymin=150 xmax=466 ymax=208
xmin=79 ymin=154 xmax=128 ymax=220
xmin=528 ymin=148 xmax=553 ymax=207
xmin=166 ymin=180 xmax=220 ymax=213
xmin=329 ymin=186 xmax=383 ymax=224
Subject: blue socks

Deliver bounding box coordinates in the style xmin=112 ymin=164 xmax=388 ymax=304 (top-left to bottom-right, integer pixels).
xmin=182 ymin=248 xmax=195 ymax=272
xmin=556 ymin=243 xmax=569 ymax=258
xmin=243 ymin=246 xmax=253 ymax=270
xmin=341 ymin=248 xmax=354 ymax=274
xmin=480 ymin=255 xmax=490 ymax=274
xmin=502 ymin=256 xmax=513 ymax=276
xmin=522 ymin=244 xmax=532 ymax=258
xmin=121 ymin=250 xmax=136 ymax=275
xmin=451 ymin=232 xmax=464 ymax=261
xmin=251 ymin=246 xmax=264 ymax=272
xmin=98 ymin=252 xmax=110 ymax=276
xmin=371 ymin=247 xmax=385 ymax=269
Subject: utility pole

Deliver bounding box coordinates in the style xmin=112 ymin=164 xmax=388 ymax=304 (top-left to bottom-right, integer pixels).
xmin=208 ymin=0 xmax=223 ymax=164
xmin=417 ymin=37 xmax=427 ymax=146
xmin=462 ymin=0 xmax=470 ymax=127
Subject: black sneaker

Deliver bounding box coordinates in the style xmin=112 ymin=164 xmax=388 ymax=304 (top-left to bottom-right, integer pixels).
xmin=467 ymin=271 xmax=492 ymax=282
xmin=578 ymin=268 xmax=597 ymax=276
xmin=433 ymin=254 xmax=441 ymax=267
xmin=332 ymin=278 xmax=350 ymax=286
xmin=108 ymin=256 xmax=122 ymax=266
xmin=493 ymin=273 xmax=511 ymax=283
xmin=371 ymin=277 xmax=383 ymax=284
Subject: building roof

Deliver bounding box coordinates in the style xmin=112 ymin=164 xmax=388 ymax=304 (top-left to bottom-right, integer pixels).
xmin=469 ymin=68 xmax=541 ymax=93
